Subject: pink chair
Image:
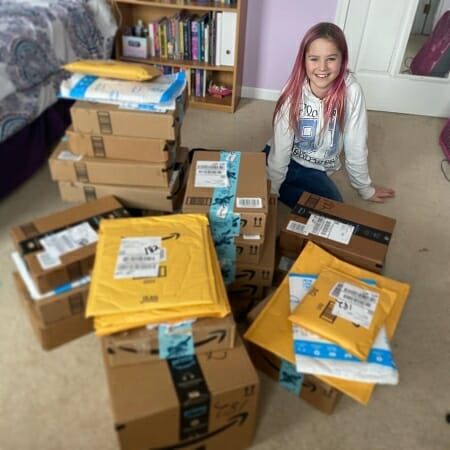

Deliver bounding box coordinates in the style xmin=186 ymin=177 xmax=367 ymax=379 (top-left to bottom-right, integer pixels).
xmin=410 ymin=10 xmax=450 ymax=77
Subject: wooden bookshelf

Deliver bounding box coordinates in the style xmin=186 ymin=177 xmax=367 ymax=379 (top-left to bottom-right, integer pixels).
xmin=112 ymin=0 xmax=247 ymax=112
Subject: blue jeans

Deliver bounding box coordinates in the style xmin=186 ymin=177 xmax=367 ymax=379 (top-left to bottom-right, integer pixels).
xmin=263 ymin=145 xmax=343 ymax=208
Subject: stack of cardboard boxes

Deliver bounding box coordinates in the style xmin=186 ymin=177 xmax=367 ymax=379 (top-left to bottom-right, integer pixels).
xmin=49 ymin=96 xmax=189 ymax=212
xmin=85 ymin=213 xmax=260 ymax=450
xmin=181 ymin=150 xmax=277 ymax=317
xmin=244 ymin=192 xmax=407 ymax=414
xmin=102 ymin=326 xmax=260 ymax=450
xmin=10 ymin=196 xmax=129 ymax=350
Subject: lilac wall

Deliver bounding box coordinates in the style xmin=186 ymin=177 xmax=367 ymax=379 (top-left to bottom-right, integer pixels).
xmin=242 ymin=0 xmax=338 ymax=91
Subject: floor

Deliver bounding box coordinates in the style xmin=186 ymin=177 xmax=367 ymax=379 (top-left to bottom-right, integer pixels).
xmin=0 ymin=98 xmax=449 ymax=450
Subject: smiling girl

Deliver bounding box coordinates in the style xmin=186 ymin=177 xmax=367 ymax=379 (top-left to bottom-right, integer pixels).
xmin=265 ymin=22 xmax=395 ymax=207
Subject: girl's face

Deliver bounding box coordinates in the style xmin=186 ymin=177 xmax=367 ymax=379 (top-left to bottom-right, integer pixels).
xmin=305 ymin=38 xmax=342 ymax=99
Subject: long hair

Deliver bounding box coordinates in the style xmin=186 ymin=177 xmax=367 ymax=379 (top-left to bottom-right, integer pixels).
xmin=272 ymin=22 xmax=349 ymax=134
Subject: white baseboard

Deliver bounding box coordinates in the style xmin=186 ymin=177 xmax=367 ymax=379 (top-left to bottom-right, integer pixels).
xmin=241 ymin=86 xmax=280 ymax=101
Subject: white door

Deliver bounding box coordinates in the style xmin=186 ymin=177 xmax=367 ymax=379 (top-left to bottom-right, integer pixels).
xmin=335 ymin=0 xmax=450 ymax=118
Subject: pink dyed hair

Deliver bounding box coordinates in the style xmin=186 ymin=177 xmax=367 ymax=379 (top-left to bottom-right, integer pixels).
xmin=273 ymin=22 xmax=349 ymax=133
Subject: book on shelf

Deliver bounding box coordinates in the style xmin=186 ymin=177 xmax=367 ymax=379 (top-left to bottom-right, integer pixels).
xmin=215 ymin=11 xmax=222 ymax=66
xmin=126 ymin=10 xmax=235 ymax=69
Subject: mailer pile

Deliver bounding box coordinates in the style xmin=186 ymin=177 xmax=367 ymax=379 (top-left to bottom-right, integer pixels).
xmin=88 ymin=213 xmax=260 ymax=450
xmin=9 ymin=196 xmax=130 ymax=350
xmin=245 ymin=241 xmax=410 ymax=413
xmin=51 ymin=60 xmax=189 ymax=212
xmin=86 ymin=213 xmax=231 ymax=335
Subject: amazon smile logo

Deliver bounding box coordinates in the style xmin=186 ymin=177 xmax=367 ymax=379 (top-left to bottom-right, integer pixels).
xmin=148 ymin=412 xmax=249 ymax=450
xmin=108 ymin=330 xmax=229 ymax=356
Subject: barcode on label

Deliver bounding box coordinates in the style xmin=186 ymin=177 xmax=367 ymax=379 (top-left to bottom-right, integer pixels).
xmin=198 ymin=169 xmax=227 ymax=177
xmin=305 ymin=214 xmax=354 ymax=244
xmin=332 ymin=282 xmax=378 ymax=309
xmin=114 ymin=236 xmax=162 ymax=279
xmin=236 ymin=197 xmax=262 ymax=208
xmin=197 ymin=162 xmax=225 ymax=171
xmin=286 ymin=220 xmax=308 ymax=235
xmin=159 ymin=247 xmax=167 ymax=262
xmin=120 ymin=255 xmax=157 ymax=263
xmin=310 ymin=215 xmax=326 ymax=235
xmin=115 ymin=263 xmax=157 ymax=274
xmin=187 ymin=197 xmax=211 ymax=206
xmin=42 ymin=233 xmax=77 ymax=255
xmin=330 ymin=282 xmax=344 ymax=298
xmin=37 ymin=251 xmax=61 ymax=270
xmin=330 ymin=282 xmax=380 ymax=328
xmin=319 ymin=219 xmax=332 ymax=237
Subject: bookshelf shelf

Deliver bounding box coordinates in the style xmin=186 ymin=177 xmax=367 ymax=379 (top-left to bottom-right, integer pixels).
xmin=114 ymin=0 xmax=239 ymax=12
xmin=112 ymin=0 xmax=247 ymax=112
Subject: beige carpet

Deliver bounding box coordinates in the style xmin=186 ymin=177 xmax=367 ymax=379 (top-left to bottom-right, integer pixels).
xmin=0 ymin=98 xmax=449 ymax=450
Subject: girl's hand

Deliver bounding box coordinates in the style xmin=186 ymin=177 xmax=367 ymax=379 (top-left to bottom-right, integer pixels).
xmin=369 ymin=186 xmax=395 ymax=203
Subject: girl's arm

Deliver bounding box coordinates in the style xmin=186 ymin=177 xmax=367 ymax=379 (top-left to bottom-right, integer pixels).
xmin=343 ymin=83 xmax=376 ymax=200
xmin=267 ymin=104 xmax=294 ymax=195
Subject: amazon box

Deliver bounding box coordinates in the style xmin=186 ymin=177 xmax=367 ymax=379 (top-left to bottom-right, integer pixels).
xmin=70 ymin=96 xmax=184 ymax=140
xmin=66 ymin=126 xmax=178 ymax=163
xmin=279 ymin=192 xmax=396 ymax=273
xmin=183 ymin=151 xmax=269 ymax=236
xmin=13 ymin=267 xmax=90 ymax=326
xmin=233 ymin=235 xmax=264 ymax=265
xmin=104 ymin=336 xmax=259 ymax=450
xmin=13 ymin=272 xmax=93 ymax=350
xmin=103 ymin=315 xmax=236 ymax=367
xmin=247 ymin=342 xmax=341 ymax=415
xmin=58 ymin=147 xmax=189 ymax=212
xmin=230 ymin=194 xmax=277 ymax=287
xmin=10 ymin=196 xmax=128 ymax=293
xmin=49 ymin=139 xmax=175 ymax=188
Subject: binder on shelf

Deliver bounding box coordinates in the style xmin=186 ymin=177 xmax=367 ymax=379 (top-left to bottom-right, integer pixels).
xmin=215 ymin=11 xmax=222 ymax=66
xmin=220 ymin=11 xmax=237 ymax=66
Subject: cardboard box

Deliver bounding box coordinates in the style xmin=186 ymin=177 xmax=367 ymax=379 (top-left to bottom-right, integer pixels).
xmin=13 ymin=268 xmax=90 ymax=326
xmin=49 ymin=139 xmax=175 ymax=188
xmin=234 ymin=236 xmax=264 ymax=265
xmin=279 ymin=192 xmax=396 ymax=273
xmin=57 ymin=148 xmax=190 ymax=212
xmin=105 ymin=336 xmax=259 ymax=450
xmin=247 ymin=343 xmax=341 ymax=415
xmin=13 ymin=272 xmax=93 ymax=350
xmin=70 ymin=97 xmax=183 ymax=140
xmin=227 ymin=284 xmax=267 ymax=302
xmin=10 ymin=196 xmax=128 ymax=293
xmin=230 ymin=194 xmax=277 ymax=288
xmin=183 ymin=151 xmax=269 ymax=235
xmin=245 ymin=292 xmax=272 ymax=324
xmin=66 ymin=126 xmax=178 ymax=163
xmin=272 ymin=247 xmax=297 ymax=287
xmin=103 ymin=315 xmax=236 ymax=367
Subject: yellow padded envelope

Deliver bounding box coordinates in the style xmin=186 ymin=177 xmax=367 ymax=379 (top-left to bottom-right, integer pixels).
xmin=63 ymin=59 xmax=162 ymax=81
xmin=244 ymin=242 xmax=410 ymax=405
xmin=288 ymin=267 xmax=397 ymax=361
xmin=93 ymin=228 xmax=231 ymax=335
xmin=86 ymin=214 xmax=222 ymax=319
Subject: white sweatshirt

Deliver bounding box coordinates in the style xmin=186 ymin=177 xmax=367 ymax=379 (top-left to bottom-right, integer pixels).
xmin=267 ymin=72 xmax=375 ymax=200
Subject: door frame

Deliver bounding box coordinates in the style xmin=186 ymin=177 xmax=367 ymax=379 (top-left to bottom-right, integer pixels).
xmin=335 ymin=0 xmax=450 ymax=117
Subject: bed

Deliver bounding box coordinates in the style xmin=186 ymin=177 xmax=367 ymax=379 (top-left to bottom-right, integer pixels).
xmin=0 ymin=0 xmax=118 ymax=199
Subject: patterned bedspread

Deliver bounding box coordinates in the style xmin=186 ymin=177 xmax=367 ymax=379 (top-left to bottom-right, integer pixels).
xmin=0 ymin=0 xmax=117 ymax=143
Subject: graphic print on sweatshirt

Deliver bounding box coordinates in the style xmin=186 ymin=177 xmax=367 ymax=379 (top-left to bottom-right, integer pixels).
xmin=292 ymin=102 xmax=340 ymax=169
